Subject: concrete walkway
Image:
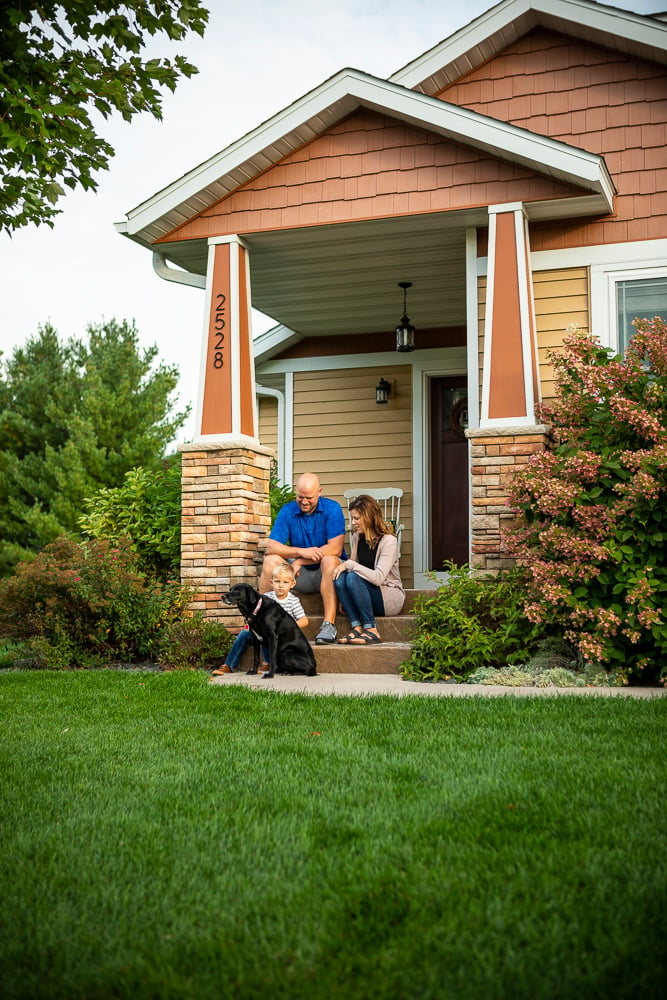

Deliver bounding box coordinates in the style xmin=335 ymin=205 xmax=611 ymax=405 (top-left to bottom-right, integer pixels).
xmin=209 ymin=672 xmax=666 ymax=698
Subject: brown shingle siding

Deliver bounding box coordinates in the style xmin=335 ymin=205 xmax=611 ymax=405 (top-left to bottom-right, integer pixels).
xmin=160 ymin=103 xmax=584 ymax=244
xmin=437 ymin=27 xmax=667 ymax=251
xmin=158 ymin=26 xmax=665 ymax=251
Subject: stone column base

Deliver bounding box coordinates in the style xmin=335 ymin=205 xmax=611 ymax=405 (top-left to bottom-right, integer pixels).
xmin=179 ymin=439 xmax=274 ymax=624
xmin=466 ymin=425 xmax=551 ymax=574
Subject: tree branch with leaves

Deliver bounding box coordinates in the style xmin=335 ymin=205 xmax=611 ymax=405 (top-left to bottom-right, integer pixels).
xmin=0 ymin=0 xmax=209 ymax=232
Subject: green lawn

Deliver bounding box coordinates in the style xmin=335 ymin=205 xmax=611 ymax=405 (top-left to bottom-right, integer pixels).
xmin=1 ymin=671 xmax=665 ymax=1000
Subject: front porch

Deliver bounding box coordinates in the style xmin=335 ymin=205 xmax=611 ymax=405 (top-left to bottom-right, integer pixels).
xmin=172 ymin=194 xmax=560 ymax=609
xmin=115 ymin=26 xmax=619 ymax=609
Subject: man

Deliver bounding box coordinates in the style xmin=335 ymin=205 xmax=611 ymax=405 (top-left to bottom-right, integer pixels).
xmin=259 ymin=472 xmax=346 ymax=644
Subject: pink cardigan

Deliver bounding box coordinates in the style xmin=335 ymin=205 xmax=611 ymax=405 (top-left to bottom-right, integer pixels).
xmin=344 ymin=532 xmax=405 ymax=616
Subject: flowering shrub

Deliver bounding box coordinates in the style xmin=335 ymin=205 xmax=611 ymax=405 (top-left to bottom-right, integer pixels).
xmin=400 ymin=563 xmax=545 ymax=682
xmin=504 ymin=319 xmax=667 ymax=684
xmin=0 ymin=536 xmax=208 ymax=669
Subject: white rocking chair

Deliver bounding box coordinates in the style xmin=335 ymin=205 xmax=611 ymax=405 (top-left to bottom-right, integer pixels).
xmin=343 ymin=487 xmax=404 ymax=558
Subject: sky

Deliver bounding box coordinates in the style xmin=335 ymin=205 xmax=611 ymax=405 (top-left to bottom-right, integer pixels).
xmin=1 ymin=0 xmax=664 ymax=443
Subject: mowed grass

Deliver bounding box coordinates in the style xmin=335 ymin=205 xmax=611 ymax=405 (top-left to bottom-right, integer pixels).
xmin=0 ymin=672 xmax=665 ymax=1000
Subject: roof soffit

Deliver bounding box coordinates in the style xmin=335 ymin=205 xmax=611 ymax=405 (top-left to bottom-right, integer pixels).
xmin=117 ymin=70 xmax=614 ymax=248
xmin=389 ymin=0 xmax=667 ymax=95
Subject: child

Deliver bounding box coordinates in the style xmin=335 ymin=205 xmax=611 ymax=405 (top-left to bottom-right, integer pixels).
xmin=211 ymin=564 xmax=309 ymax=676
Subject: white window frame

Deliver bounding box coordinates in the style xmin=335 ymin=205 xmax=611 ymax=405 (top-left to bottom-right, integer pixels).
xmin=590 ymin=258 xmax=667 ymax=354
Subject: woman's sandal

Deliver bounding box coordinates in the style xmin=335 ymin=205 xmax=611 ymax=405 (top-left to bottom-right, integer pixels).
xmin=338 ymin=630 xmax=363 ymax=644
xmin=349 ymin=629 xmax=382 ymax=645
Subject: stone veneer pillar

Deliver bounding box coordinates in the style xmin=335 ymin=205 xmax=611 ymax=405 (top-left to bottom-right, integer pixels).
xmin=466 ymin=425 xmax=551 ymax=573
xmin=179 ymin=440 xmax=274 ymax=624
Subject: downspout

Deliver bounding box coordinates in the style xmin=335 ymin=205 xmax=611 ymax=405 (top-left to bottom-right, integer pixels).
xmin=152 ymin=251 xmax=206 ymax=289
xmin=255 ymin=385 xmax=285 ymax=484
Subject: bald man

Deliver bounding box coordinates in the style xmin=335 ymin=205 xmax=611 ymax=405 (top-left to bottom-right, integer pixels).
xmin=259 ymin=472 xmax=346 ymax=644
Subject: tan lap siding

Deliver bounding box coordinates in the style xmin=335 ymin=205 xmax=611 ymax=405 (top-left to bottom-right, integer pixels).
xmin=292 ymin=366 xmax=413 ymax=587
xmin=533 ymin=267 xmax=589 ymax=404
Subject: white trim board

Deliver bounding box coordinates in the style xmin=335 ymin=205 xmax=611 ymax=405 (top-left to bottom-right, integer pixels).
xmin=257 ymin=347 xmax=467 ymax=376
xmin=475 ymin=237 xmax=667 ymax=276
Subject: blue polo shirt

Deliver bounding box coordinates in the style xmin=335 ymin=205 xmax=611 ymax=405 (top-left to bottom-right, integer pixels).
xmin=270 ymin=496 xmax=347 ymax=559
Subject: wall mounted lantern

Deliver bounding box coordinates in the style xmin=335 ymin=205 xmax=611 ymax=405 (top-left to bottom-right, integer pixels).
xmin=375 ymin=377 xmax=391 ymax=405
xmin=395 ymin=281 xmax=415 ymax=353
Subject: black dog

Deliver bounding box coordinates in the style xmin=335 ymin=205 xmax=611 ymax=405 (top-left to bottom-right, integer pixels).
xmin=221 ymin=583 xmax=317 ymax=679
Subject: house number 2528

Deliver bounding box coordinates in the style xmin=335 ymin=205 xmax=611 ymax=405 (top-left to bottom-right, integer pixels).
xmin=212 ymin=293 xmax=226 ymax=369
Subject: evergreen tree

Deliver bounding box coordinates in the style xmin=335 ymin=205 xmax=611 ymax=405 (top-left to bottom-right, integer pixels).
xmin=0 ymin=320 xmax=189 ymax=574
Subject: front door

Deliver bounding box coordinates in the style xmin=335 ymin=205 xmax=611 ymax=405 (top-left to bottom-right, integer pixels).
xmin=430 ymin=377 xmax=469 ymax=569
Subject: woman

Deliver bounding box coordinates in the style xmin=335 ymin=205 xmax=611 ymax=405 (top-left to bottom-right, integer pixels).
xmin=332 ymin=494 xmax=405 ymax=644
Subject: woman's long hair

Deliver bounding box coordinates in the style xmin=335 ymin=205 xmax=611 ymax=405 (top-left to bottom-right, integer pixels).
xmin=348 ymin=494 xmax=392 ymax=549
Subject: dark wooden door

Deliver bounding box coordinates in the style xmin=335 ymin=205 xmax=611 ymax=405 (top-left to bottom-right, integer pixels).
xmin=430 ymin=377 xmax=469 ymax=569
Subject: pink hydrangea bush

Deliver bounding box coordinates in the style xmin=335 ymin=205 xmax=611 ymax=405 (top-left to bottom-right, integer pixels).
xmin=504 ymin=318 xmax=667 ymax=685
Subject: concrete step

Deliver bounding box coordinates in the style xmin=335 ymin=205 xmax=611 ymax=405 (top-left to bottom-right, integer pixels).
xmin=299 ymin=589 xmax=427 ymax=645
xmin=236 ymin=641 xmax=412 ymax=675
xmin=311 ymin=641 xmax=412 ymax=674
xmin=232 ymin=589 xmax=427 ymax=675
xmin=303 ymin=614 xmax=415 ymax=643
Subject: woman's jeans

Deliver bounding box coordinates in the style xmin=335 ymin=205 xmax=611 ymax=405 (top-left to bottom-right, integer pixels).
xmin=335 ymin=572 xmax=385 ymax=629
xmin=225 ymin=627 xmax=269 ymax=671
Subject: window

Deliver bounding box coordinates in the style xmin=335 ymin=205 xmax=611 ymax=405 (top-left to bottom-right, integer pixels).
xmin=590 ymin=260 xmax=667 ymax=355
xmin=616 ymin=275 xmax=667 ymax=354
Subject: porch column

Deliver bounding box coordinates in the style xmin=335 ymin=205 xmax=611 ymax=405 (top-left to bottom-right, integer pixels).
xmin=466 ymin=425 xmax=551 ymax=574
xmin=181 ymin=236 xmax=272 ymax=621
xmin=196 ymin=236 xmax=257 ymax=441
xmin=470 ymin=205 xmax=547 ymax=573
xmin=480 ymin=203 xmax=540 ymax=427
xmin=179 ymin=441 xmax=273 ymax=624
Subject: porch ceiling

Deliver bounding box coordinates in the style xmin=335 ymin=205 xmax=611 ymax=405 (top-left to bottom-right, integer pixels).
xmin=248 ymin=213 xmax=472 ymax=337
xmin=160 ymin=212 xmax=474 ymax=338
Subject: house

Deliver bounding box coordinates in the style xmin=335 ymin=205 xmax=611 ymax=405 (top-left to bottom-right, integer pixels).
xmin=116 ymin=0 xmax=667 ymax=617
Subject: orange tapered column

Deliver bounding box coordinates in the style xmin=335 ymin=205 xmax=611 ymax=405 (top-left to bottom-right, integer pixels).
xmin=182 ymin=236 xmax=270 ymax=613
xmin=471 ymin=203 xmax=548 ymax=577
xmin=480 ymin=204 xmax=540 ymax=427
xmin=196 ymin=236 xmax=257 ymax=442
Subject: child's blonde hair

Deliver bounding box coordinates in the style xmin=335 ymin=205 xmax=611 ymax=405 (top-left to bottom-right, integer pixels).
xmin=272 ymin=563 xmax=296 ymax=584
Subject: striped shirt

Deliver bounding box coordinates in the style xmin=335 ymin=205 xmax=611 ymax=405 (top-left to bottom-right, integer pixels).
xmin=264 ymin=591 xmax=306 ymax=622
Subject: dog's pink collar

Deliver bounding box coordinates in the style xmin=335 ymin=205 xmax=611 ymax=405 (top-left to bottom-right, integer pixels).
xmin=252 ymin=597 xmax=263 ymax=615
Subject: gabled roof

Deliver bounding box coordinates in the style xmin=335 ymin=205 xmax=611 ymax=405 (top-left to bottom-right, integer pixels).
xmin=117 ymin=71 xmax=614 ymax=248
xmin=113 ymin=0 xmax=667 ymax=250
xmin=390 ymin=0 xmax=667 ymax=95
xmin=115 ymin=0 xmax=667 ymax=355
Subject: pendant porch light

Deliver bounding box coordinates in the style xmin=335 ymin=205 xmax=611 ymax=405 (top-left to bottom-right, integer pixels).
xmin=395 ymin=281 xmax=415 ymax=352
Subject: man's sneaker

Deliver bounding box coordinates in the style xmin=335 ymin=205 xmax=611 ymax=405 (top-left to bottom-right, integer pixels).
xmin=315 ymin=621 xmax=337 ymax=644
